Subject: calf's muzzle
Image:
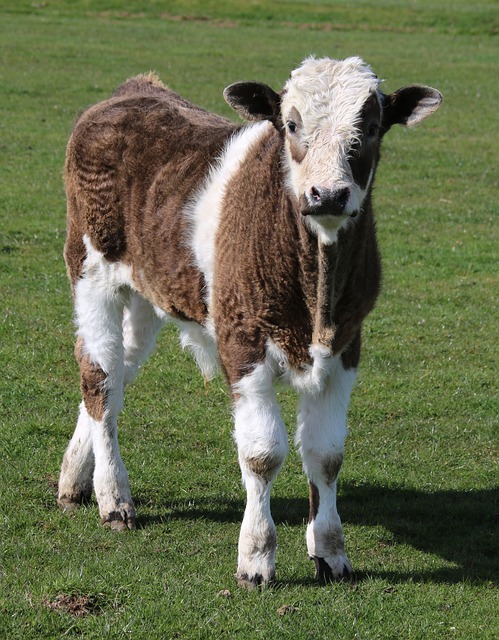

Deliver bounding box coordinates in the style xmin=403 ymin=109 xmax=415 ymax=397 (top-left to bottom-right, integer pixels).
xmin=300 ymin=186 xmax=351 ymax=217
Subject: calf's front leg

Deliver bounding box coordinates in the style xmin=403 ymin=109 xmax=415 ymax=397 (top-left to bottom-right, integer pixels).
xmin=296 ymin=357 xmax=356 ymax=582
xmin=232 ymin=366 xmax=288 ymax=587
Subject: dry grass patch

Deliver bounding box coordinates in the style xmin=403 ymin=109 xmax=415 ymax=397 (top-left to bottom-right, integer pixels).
xmin=42 ymin=592 xmax=103 ymax=617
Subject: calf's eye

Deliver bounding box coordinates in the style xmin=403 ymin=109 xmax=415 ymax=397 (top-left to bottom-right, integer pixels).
xmin=287 ymin=121 xmax=298 ymax=133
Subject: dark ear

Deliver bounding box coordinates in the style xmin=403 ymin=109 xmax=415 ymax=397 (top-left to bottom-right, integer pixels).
xmin=382 ymin=85 xmax=442 ymax=132
xmin=223 ymin=81 xmax=281 ymax=126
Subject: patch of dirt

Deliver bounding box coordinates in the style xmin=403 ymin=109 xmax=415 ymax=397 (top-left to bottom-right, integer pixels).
xmin=277 ymin=603 xmax=299 ymax=617
xmin=43 ymin=593 xmax=102 ymax=617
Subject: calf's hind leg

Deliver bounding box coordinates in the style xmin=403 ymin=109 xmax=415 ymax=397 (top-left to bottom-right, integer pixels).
xmin=58 ymin=267 xmax=135 ymax=530
xmin=123 ymin=292 xmax=165 ymax=387
xmin=57 ymin=336 xmax=108 ymax=511
xmin=57 ymin=391 xmax=95 ymax=510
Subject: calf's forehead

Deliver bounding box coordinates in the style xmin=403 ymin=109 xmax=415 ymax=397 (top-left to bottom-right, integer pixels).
xmin=281 ymin=57 xmax=381 ymax=131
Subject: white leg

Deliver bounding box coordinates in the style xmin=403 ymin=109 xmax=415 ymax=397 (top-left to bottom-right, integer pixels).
xmin=123 ymin=292 xmax=165 ymax=387
xmin=58 ymin=268 xmax=135 ymax=529
xmin=91 ymin=406 xmax=135 ymax=530
xmin=233 ymin=364 xmax=288 ymax=587
xmin=57 ymin=402 xmax=95 ymax=510
xmin=295 ymin=356 xmax=356 ymax=582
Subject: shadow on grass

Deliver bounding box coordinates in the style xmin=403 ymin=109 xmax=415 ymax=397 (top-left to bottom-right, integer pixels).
xmin=338 ymin=482 xmax=498 ymax=585
xmin=136 ymin=482 xmax=498 ymax=585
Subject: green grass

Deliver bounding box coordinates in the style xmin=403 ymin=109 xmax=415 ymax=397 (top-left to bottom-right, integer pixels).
xmin=0 ymin=1 xmax=497 ymax=638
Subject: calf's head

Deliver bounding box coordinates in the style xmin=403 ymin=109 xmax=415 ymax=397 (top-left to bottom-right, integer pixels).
xmin=224 ymin=56 xmax=442 ymax=243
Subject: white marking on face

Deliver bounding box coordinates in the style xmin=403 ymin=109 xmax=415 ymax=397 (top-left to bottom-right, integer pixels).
xmin=280 ymin=57 xmax=382 ymax=243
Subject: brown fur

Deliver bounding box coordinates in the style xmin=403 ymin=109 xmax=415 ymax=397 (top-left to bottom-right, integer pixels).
xmin=245 ymin=529 xmax=277 ymax=557
xmin=322 ymin=453 xmax=344 ymax=486
xmin=246 ymin=454 xmax=283 ymax=483
xmin=307 ymin=453 xmax=343 ymax=523
xmin=64 ymin=194 xmax=87 ymax=288
xmin=313 ymin=242 xmax=337 ymax=348
xmin=215 ymin=129 xmax=316 ymax=382
xmin=111 ymin=72 xmax=168 ymax=98
xmin=65 ymin=76 xmax=238 ymax=323
xmin=349 ymin=95 xmax=382 ymax=189
xmin=214 ymin=128 xmax=380 ymax=384
xmin=65 ymin=73 xmax=381 ymax=388
xmin=316 ymin=526 xmax=345 ymax=556
xmin=309 ymin=482 xmax=320 ymax=522
xmin=74 ymin=337 xmax=107 ymax=421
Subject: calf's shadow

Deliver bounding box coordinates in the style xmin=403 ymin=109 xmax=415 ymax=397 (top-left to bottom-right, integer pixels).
xmin=138 ymin=482 xmax=498 ymax=585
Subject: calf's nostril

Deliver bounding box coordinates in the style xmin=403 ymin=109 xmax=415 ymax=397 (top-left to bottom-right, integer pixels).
xmin=336 ymin=187 xmax=350 ymax=209
xmin=310 ymin=186 xmax=322 ymax=202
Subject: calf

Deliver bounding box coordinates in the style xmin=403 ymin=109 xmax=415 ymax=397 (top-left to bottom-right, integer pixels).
xmin=58 ymin=57 xmax=442 ymax=586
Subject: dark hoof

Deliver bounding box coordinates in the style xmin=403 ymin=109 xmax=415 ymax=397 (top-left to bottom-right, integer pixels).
xmin=312 ymin=556 xmax=353 ymax=583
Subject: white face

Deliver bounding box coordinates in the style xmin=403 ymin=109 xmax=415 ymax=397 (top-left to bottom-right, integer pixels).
xmin=280 ymin=57 xmax=382 ymax=243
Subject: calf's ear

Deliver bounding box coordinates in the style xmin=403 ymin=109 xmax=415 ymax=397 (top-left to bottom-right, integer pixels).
xmin=382 ymin=85 xmax=442 ymax=132
xmin=224 ymin=81 xmax=281 ymax=126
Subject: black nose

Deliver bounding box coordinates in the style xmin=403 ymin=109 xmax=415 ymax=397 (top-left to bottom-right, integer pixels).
xmin=302 ymin=186 xmax=350 ymax=216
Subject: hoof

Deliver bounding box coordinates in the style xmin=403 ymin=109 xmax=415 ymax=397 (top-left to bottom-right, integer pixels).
xmin=101 ymin=507 xmax=136 ymax=531
xmin=57 ymin=491 xmax=91 ymax=514
xmin=312 ymin=556 xmax=353 ymax=583
xmin=57 ymin=497 xmax=80 ymax=514
xmin=235 ymin=571 xmax=275 ymax=590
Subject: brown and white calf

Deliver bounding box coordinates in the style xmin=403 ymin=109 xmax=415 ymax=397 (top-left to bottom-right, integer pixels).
xmin=58 ymin=56 xmax=442 ymax=586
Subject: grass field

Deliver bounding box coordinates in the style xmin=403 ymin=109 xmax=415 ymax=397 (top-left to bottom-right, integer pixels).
xmin=0 ymin=1 xmax=497 ymax=638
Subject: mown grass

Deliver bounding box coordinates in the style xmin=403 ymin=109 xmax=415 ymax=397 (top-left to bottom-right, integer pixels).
xmin=0 ymin=1 xmax=497 ymax=638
